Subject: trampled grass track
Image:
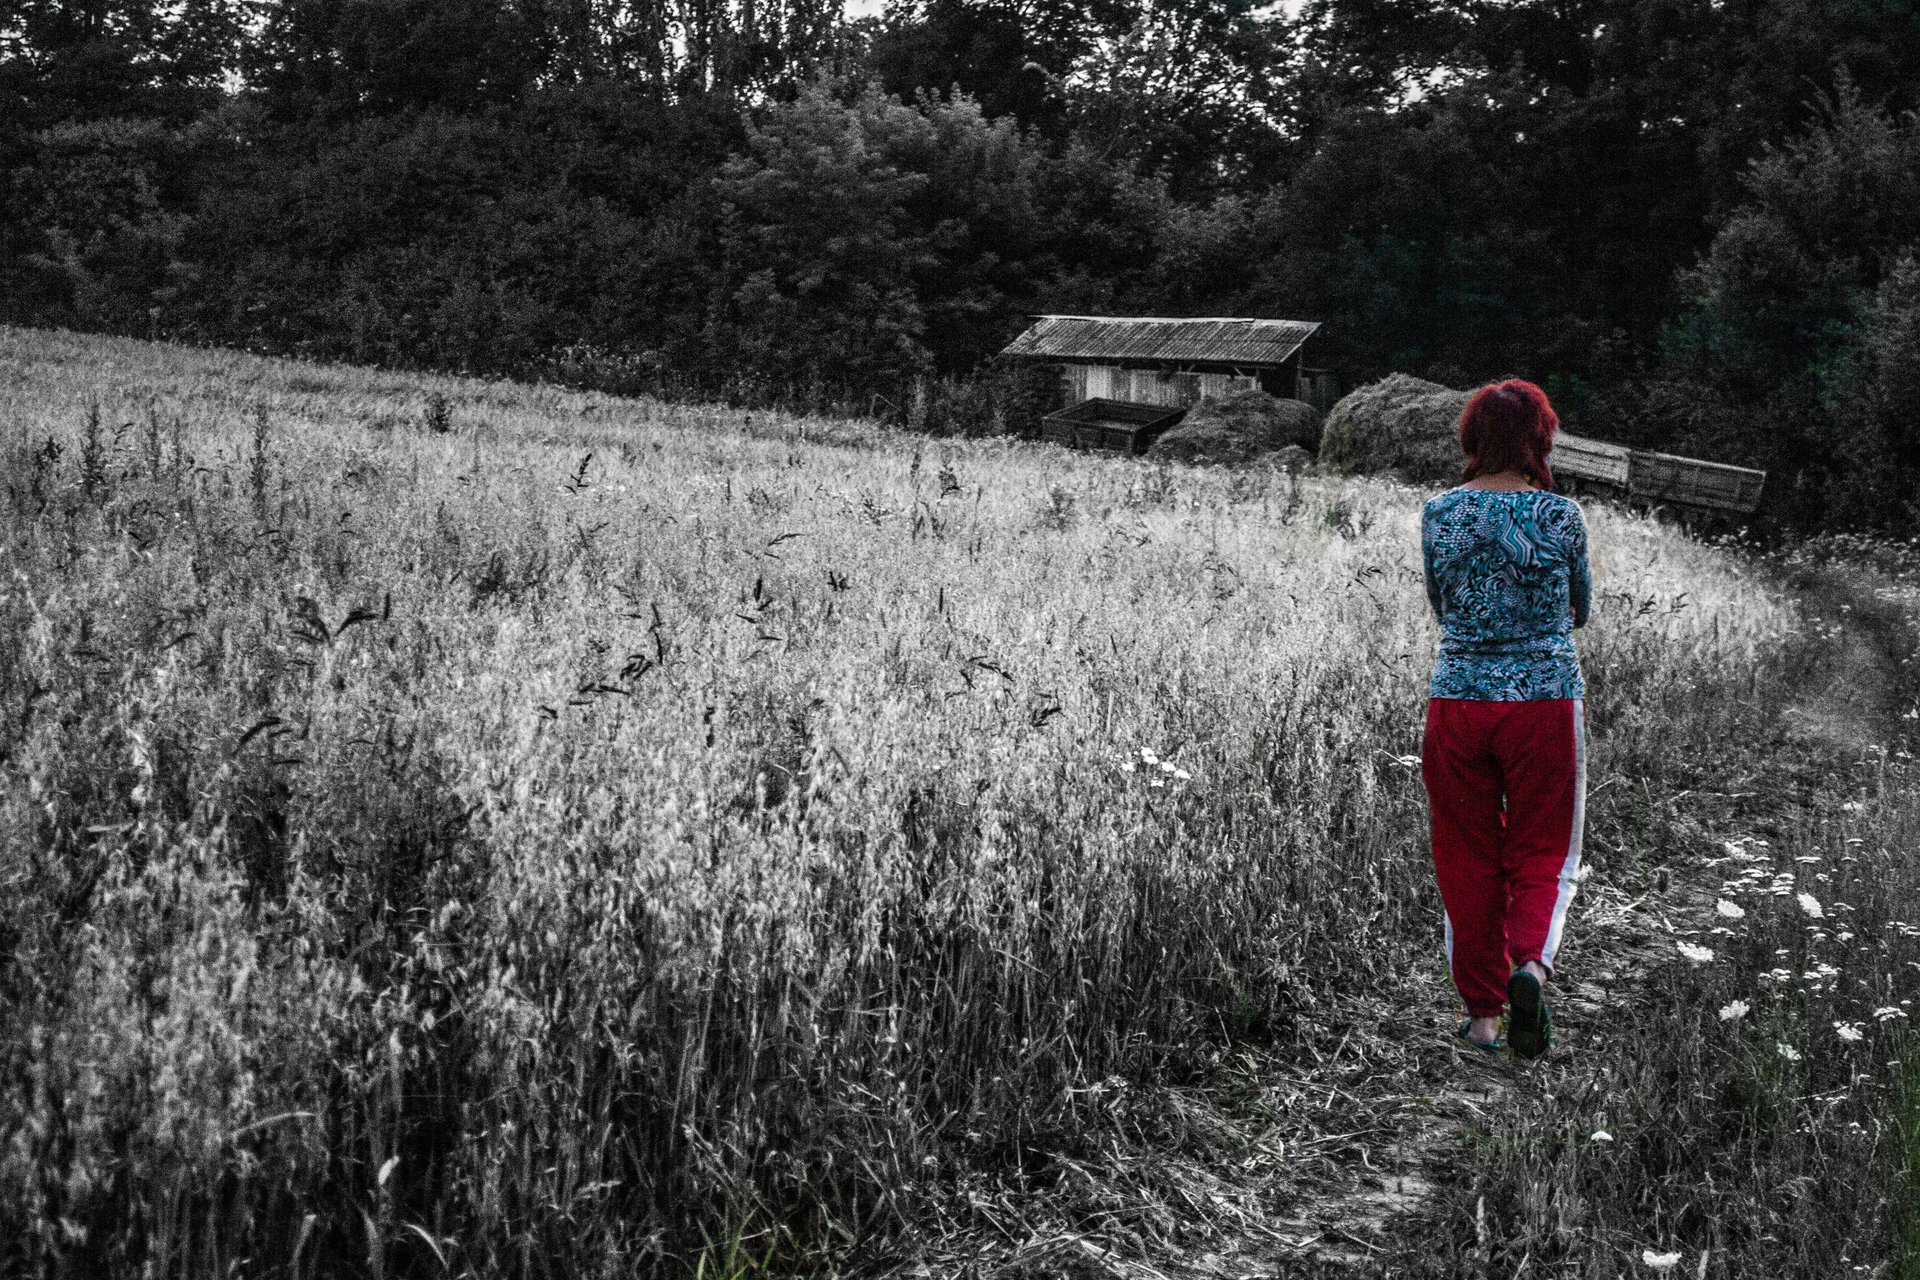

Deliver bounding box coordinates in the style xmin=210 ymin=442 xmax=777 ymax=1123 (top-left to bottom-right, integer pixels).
xmin=0 ymin=326 xmax=1909 ymax=1278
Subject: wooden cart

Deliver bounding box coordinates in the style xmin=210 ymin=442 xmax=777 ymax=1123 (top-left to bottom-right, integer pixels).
xmin=1041 ymin=398 xmax=1187 ymax=456
xmin=1551 ymin=432 xmax=1766 ymax=514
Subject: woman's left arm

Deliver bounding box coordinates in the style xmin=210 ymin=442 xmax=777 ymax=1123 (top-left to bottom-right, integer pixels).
xmin=1568 ymin=505 xmax=1592 ymax=628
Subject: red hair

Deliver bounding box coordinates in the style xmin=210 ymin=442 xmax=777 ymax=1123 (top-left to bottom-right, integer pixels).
xmin=1459 ymin=379 xmax=1558 ymax=489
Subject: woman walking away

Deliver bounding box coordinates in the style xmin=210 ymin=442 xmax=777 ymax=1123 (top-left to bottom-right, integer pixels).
xmin=1420 ymin=379 xmax=1591 ymax=1061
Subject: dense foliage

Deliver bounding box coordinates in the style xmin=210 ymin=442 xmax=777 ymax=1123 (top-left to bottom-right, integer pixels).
xmin=4 ymin=0 xmax=1920 ymax=526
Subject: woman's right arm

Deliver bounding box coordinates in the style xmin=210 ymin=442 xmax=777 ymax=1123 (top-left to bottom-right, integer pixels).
xmin=1421 ymin=507 xmax=1444 ymax=619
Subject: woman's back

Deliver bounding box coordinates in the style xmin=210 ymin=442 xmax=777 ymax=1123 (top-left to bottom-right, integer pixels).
xmin=1421 ymin=487 xmax=1590 ymax=702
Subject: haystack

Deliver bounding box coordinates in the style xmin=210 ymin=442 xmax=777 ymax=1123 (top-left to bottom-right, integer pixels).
xmin=1319 ymin=374 xmax=1467 ymax=484
xmin=1146 ymin=390 xmax=1323 ymax=466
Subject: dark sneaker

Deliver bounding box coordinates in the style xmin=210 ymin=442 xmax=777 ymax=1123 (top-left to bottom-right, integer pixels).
xmin=1507 ymin=969 xmax=1552 ymax=1060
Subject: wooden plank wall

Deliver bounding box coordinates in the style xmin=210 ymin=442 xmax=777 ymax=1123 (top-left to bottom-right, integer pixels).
xmin=1063 ymin=364 xmax=1258 ymax=408
xmin=1296 ymin=369 xmax=1339 ymax=414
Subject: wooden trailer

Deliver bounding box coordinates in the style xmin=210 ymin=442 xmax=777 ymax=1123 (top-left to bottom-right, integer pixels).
xmin=1550 ymin=432 xmax=1766 ymax=514
xmin=1040 ymin=398 xmax=1186 ymax=455
xmin=1626 ymin=448 xmax=1767 ymax=512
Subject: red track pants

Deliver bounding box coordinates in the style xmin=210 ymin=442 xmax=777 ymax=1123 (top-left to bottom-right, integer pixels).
xmin=1420 ymin=697 xmax=1586 ymax=1018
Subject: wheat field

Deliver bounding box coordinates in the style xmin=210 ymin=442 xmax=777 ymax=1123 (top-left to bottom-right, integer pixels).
xmin=8 ymin=325 xmax=1903 ymax=1278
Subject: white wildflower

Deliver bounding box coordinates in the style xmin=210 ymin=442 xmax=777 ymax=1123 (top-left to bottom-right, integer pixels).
xmin=1798 ymin=892 xmax=1824 ymax=919
xmin=1874 ymin=1007 xmax=1908 ymax=1022
xmin=1715 ymin=899 xmax=1745 ymax=920
xmin=1718 ymin=1000 xmax=1749 ymax=1022
xmin=1159 ymin=759 xmax=1178 ymax=774
xmin=1172 ymin=767 xmax=1192 ymax=781
xmin=1642 ymin=1251 xmax=1681 ymax=1270
xmin=1140 ymin=747 xmax=1158 ymax=765
xmin=1778 ymin=1042 xmax=1803 ymax=1062
xmin=1676 ymin=942 xmax=1714 ymax=965
xmin=1121 ymin=762 xmax=1137 ymax=773
xmin=1835 ymin=1022 xmax=1864 ymax=1043
xmin=1591 ymin=1130 xmax=1614 ymax=1142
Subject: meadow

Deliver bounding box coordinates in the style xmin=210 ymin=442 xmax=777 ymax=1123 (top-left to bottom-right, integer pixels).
xmin=0 ymin=326 xmax=1912 ymax=1278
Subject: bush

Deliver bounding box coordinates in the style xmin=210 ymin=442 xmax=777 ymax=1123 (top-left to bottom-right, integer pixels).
xmin=1146 ymin=389 xmax=1322 ymax=465
xmin=1318 ymin=373 xmax=1467 ymax=484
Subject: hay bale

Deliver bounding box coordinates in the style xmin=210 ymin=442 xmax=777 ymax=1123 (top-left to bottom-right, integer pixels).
xmin=1259 ymin=397 xmax=1324 ymax=451
xmin=1319 ymin=373 xmax=1468 ymax=484
xmin=1147 ymin=390 xmax=1324 ymax=466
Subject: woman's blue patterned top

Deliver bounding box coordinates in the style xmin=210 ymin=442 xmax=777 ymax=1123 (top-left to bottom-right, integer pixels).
xmin=1421 ymin=487 xmax=1591 ymax=701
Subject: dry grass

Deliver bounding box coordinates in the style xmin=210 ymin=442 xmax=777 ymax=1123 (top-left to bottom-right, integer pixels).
xmin=1145 ymin=391 xmax=1321 ymax=466
xmin=0 ymin=326 xmax=1833 ymax=1278
xmin=1318 ymin=375 xmax=1467 ymax=486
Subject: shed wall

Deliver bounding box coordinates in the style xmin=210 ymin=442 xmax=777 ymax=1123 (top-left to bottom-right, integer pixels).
xmin=1063 ymin=364 xmax=1258 ymax=408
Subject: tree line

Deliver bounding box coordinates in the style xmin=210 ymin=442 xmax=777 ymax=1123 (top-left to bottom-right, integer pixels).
xmin=5 ymin=0 xmax=1920 ymax=526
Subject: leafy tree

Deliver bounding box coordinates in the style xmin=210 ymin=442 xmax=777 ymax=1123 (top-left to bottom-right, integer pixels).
xmin=244 ymin=0 xmax=545 ymax=118
xmin=880 ymin=93 xmax=1049 ymax=371
xmin=0 ymin=118 xmax=196 ymax=328
xmin=709 ymin=84 xmax=936 ymax=399
xmin=666 ymin=0 xmax=846 ymax=97
xmin=1831 ymin=254 xmax=1920 ymax=522
xmin=1654 ymin=84 xmax=1920 ymax=520
xmin=865 ymin=0 xmax=1141 ymax=133
xmin=1062 ymin=0 xmax=1289 ymax=197
xmin=1237 ymin=103 xmax=1535 ymax=386
xmin=0 ymin=0 xmax=246 ymax=125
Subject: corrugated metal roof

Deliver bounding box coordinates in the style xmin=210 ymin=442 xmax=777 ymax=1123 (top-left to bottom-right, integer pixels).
xmin=1000 ymin=315 xmax=1321 ymax=368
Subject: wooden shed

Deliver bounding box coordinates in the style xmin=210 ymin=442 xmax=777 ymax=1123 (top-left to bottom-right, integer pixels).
xmin=1000 ymin=315 xmax=1338 ymax=414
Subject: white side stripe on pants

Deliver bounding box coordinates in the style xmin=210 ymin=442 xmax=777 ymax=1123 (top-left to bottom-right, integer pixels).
xmin=1539 ymin=698 xmax=1585 ymax=971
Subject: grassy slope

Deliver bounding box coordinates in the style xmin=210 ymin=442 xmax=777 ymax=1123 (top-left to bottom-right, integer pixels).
xmin=0 ymin=326 xmax=1904 ymax=1278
